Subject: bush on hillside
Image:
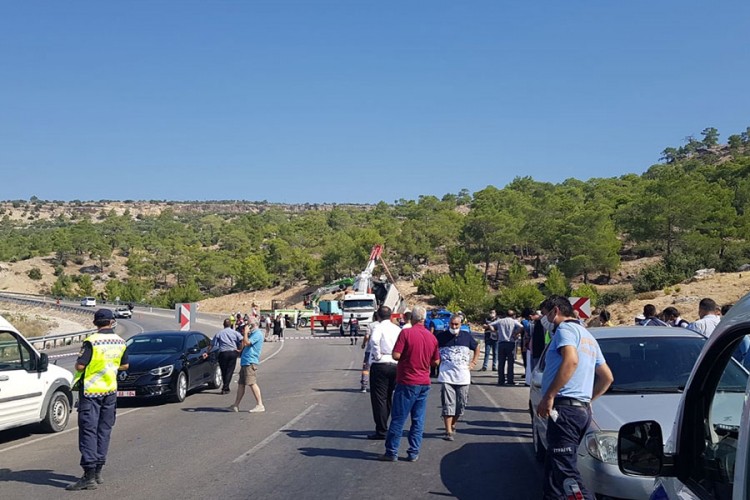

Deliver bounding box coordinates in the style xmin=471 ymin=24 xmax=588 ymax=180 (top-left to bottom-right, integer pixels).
xmin=496 ymin=283 xmax=545 ymax=313
xmin=571 ymin=284 xmax=599 ymax=308
xmin=415 ymin=270 xmax=441 ymax=295
xmin=27 ymin=267 xmax=42 ymax=280
xmin=599 ymin=287 xmax=634 ymax=306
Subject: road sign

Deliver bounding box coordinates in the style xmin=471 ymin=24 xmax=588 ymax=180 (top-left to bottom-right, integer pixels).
xmin=568 ymin=297 xmax=591 ymax=319
xmin=176 ymin=303 xmax=197 ymax=330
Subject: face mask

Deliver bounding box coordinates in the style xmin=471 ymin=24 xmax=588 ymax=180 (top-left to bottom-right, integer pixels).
xmin=541 ymin=316 xmax=554 ymax=333
xmin=450 ymin=327 xmax=460 ymax=335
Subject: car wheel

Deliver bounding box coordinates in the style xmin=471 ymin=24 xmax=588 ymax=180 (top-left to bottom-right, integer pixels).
xmin=207 ymin=364 xmax=222 ymax=390
xmin=532 ymin=417 xmax=546 ymax=463
xmin=41 ymin=391 xmax=70 ymax=433
xmin=298 ymin=318 xmax=308 ymax=328
xmin=170 ymin=371 xmax=188 ymax=403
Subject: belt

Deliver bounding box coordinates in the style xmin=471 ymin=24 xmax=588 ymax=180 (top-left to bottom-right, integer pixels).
xmin=554 ymin=397 xmax=590 ymax=408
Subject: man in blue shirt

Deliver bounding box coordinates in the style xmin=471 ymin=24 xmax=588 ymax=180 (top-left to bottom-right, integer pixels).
xmin=536 ymin=296 xmax=614 ymax=500
xmin=203 ymin=318 xmax=242 ymax=394
xmin=229 ymin=318 xmax=265 ymax=413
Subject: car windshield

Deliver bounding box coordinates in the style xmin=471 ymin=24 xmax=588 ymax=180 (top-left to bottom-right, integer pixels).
xmin=126 ymin=335 xmax=184 ymax=354
xmin=343 ymin=299 xmax=376 ymax=309
xmin=600 ymin=336 xmax=748 ymax=393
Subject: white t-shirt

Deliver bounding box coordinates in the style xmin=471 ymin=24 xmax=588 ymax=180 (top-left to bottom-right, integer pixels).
xmin=369 ymin=321 xmax=401 ymax=364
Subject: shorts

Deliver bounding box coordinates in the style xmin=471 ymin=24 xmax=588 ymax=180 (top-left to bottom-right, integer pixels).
xmin=238 ymin=364 xmax=258 ymax=385
xmin=441 ymin=383 xmax=469 ymax=417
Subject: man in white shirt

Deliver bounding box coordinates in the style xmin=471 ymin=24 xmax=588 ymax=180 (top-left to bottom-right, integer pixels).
xmin=688 ymin=297 xmax=721 ymax=337
xmin=488 ymin=310 xmax=524 ymax=386
xmin=367 ymin=306 xmax=402 ymax=440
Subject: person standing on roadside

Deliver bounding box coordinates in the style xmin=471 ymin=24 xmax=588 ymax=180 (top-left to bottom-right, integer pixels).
xmin=273 ymin=313 xmax=285 ymax=341
xmin=536 ymin=295 xmax=614 ymax=500
xmin=489 ymin=310 xmax=524 ymax=386
xmin=380 ymin=306 xmax=439 ymax=463
xmin=688 ymin=298 xmax=721 ymax=336
xmin=67 ymin=309 xmax=128 ymax=491
xmin=229 ymin=318 xmax=265 ymax=413
xmin=481 ymin=310 xmax=498 ymax=371
xmin=367 ymin=306 xmax=400 ymax=440
xmin=436 ymin=314 xmax=480 ymax=441
xmin=203 ymin=318 xmax=242 ymax=394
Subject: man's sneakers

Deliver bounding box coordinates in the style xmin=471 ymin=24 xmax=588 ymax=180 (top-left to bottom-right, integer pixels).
xmin=378 ymin=454 xmax=398 ymax=462
xmin=249 ymin=404 xmax=266 ymax=413
xmin=405 ymin=454 xmax=419 ymax=462
xmin=442 ymin=432 xmax=455 ymax=442
xmin=228 ymin=405 xmax=239 ymax=412
xmin=360 ymin=387 xmax=368 ymax=393
xmin=66 ymin=470 xmax=97 ymax=491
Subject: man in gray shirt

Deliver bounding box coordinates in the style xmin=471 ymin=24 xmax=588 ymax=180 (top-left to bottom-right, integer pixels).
xmin=488 ymin=310 xmax=523 ymax=386
xmin=203 ymin=318 xmax=243 ymax=394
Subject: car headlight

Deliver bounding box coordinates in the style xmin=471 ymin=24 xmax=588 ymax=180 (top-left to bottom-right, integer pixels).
xmin=150 ymin=365 xmax=174 ymax=378
xmin=585 ymin=431 xmax=619 ymax=464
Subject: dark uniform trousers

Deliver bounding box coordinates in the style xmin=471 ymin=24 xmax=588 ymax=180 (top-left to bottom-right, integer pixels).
xmin=218 ymin=350 xmax=239 ymax=391
xmin=78 ymin=393 xmax=117 ymax=470
xmin=369 ymin=362 xmax=397 ymax=436
xmin=543 ymin=404 xmax=593 ymax=500
xmin=497 ymin=341 xmax=516 ymax=384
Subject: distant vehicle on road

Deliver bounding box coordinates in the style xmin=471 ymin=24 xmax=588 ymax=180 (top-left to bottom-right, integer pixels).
xmin=0 ymin=313 xmax=73 ymax=433
xmin=114 ymin=307 xmax=132 ymax=319
xmin=529 ymin=326 xmax=748 ymax=500
xmin=80 ymin=297 xmax=97 ymax=307
xmin=116 ymin=331 xmax=221 ymax=403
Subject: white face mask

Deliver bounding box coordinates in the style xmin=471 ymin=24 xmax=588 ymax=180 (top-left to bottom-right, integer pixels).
xmin=541 ymin=316 xmax=554 ymax=333
xmin=449 ymin=327 xmax=460 ymax=335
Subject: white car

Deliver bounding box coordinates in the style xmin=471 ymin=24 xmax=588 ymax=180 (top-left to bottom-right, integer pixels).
xmin=114 ymin=307 xmax=132 ymax=319
xmin=0 ymin=314 xmax=74 ymax=433
xmin=80 ymin=297 xmax=97 ymax=307
xmin=618 ymin=292 xmax=750 ymax=500
xmin=529 ymin=326 xmax=745 ymax=500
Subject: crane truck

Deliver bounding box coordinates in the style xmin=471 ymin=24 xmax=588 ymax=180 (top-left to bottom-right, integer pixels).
xmin=341 ymin=245 xmax=406 ymax=329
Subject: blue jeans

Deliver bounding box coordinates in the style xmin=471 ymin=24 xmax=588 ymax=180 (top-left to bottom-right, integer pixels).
xmin=384 ymin=384 xmax=430 ymax=458
xmin=482 ymin=337 xmax=497 ymax=369
xmin=543 ymin=405 xmax=594 ymax=500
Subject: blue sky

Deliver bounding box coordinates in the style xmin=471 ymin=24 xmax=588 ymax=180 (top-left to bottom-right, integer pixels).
xmin=1 ymin=1 xmax=748 ymax=204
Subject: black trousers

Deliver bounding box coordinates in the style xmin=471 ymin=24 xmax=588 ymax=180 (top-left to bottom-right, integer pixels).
xmin=78 ymin=393 xmax=117 ymax=470
xmin=497 ymin=341 xmax=516 ymax=384
xmin=218 ymin=351 xmax=239 ymax=391
xmin=369 ymin=362 xmax=398 ymax=436
xmin=543 ymin=405 xmax=593 ymax=499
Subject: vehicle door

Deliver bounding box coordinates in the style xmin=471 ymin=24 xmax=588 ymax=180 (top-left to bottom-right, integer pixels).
xmin=664 ymin=329 xmax=750 ymax=500
xmin=183 ymin=334 xmax=204 ymax=389
xmin=194 ymin=334 xmax=212 ymax=384
xmin=0 ymin=331 xmax=45 ymax=429
xmin=530 ymin=343 xmax=550 ymax=449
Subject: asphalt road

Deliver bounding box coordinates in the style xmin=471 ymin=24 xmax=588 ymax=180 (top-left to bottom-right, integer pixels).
xmin=0 ymin=314 xmax=543 ymax=500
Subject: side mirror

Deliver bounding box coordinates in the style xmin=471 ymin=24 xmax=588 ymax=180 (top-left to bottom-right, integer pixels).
xmin=187 ymin=347 xmax=200 ymax=355
xmin=618 ymin=420 xmax=664 ymax=476
xmin=37 ymin=352 xmax=49 ymax=372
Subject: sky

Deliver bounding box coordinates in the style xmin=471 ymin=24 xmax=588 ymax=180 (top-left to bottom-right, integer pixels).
xmin=1 ymin=1 xmax=749 ymax=204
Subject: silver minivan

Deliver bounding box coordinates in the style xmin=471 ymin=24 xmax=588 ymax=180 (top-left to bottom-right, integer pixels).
xmin=618 ymin=291 xmax=750 ymax=499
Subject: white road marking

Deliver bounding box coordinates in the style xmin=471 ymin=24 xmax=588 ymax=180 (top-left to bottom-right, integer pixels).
xmin=0 ymin=407 xmax=142 ymax=455
xmin=260 ymin=338 xmax=284 ymax=364
xmin=232 ymin=403 xmax=318 ymax=463
xmin=475 ymin=384 xmax=535 ymax=460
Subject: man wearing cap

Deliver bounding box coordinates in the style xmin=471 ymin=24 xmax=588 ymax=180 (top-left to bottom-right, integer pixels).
xmin=67 ymin=309 xmax=129 ymax=491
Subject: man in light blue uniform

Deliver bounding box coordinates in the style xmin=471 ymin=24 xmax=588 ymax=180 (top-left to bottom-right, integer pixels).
xmin=230 ymin=318 xmax=265 ymax=413
xmin=536 ymin=296 xmax=614 ymax=500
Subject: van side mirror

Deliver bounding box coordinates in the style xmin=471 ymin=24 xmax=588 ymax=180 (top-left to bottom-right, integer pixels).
xmin=618 ymin=420 xmax=664 ymax=476
xmin=37 ymin=352 xmax=49 ymax=372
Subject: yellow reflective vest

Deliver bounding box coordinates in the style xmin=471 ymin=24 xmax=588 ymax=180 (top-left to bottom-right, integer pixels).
xmin=73 ymin=332 xmax=127 ymax=397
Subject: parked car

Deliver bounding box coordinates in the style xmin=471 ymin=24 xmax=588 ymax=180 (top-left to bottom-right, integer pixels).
xmin=116 ymin=330 xmax=221 ymax=403
xmin=80 ymin=297 xmax=97 ymax=307
xmin=618 ymin=293 xmax=750 ymax=500
xmin=0 ymin=313 xmax=73 ymax=433
xmin=529 ymin=326 xmax=747 ymax=500
xmin=114 ymin=307 xmax=132 ymax=319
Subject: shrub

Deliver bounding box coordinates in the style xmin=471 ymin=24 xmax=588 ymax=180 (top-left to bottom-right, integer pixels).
xmin=496 ymin=283 xmax=545 ymax=313
xmin=635 ymin=291 xmax=660 ymax=300
xmin=27 ymin=267 xmax=42 ymax=280
xmin=431 ymin=274 xmax=458 ymax=305
xmin=53 ymin=265 xmax=64 ymax=276
xmin=632 ymin=263 xmax=673 ymax=293
xmin=415 ymin=270 xmax=441 ymax=295
xmin=544 ymin=266 xmax=570 ymax=296
xmin=599 ymin=287 xmax=634 ymax=307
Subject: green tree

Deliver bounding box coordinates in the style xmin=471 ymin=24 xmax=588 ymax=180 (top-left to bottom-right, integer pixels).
xmin=544 ymin=266 xmax=569 ymax=296
xmin=77 ymin=274 xmax=95 ymax=296
xmin=237 ymin=255 xmax=272 ymax=290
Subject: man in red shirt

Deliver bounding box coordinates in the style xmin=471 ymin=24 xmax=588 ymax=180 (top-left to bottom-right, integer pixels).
xmin=380 ymin=306 xmax=440 ymax=462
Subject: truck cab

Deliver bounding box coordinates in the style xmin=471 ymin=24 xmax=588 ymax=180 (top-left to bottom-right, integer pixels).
xmin=617 ymin=292 xmax=750 ymax=499
xmin=341 ymin=293 xmax=377 ymax=328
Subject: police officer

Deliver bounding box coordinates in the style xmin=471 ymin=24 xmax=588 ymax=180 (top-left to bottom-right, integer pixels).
xmin=536 ymin=296 xmax=613 ymax=500
xmin=67 ymin=308 xmax=129 ymax=491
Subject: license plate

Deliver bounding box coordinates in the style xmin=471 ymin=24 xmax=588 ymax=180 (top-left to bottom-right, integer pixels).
xmin=116 ymin=391 xmax=136 ymax=397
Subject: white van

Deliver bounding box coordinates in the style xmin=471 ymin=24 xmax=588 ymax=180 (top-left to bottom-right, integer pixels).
xmin=617 ymin=292 xmax=750 ymax=499
xmin=0 ymin=314 xmax=74 ymax=433
xmin=80 ymin=297 xmax=97 ymax=307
